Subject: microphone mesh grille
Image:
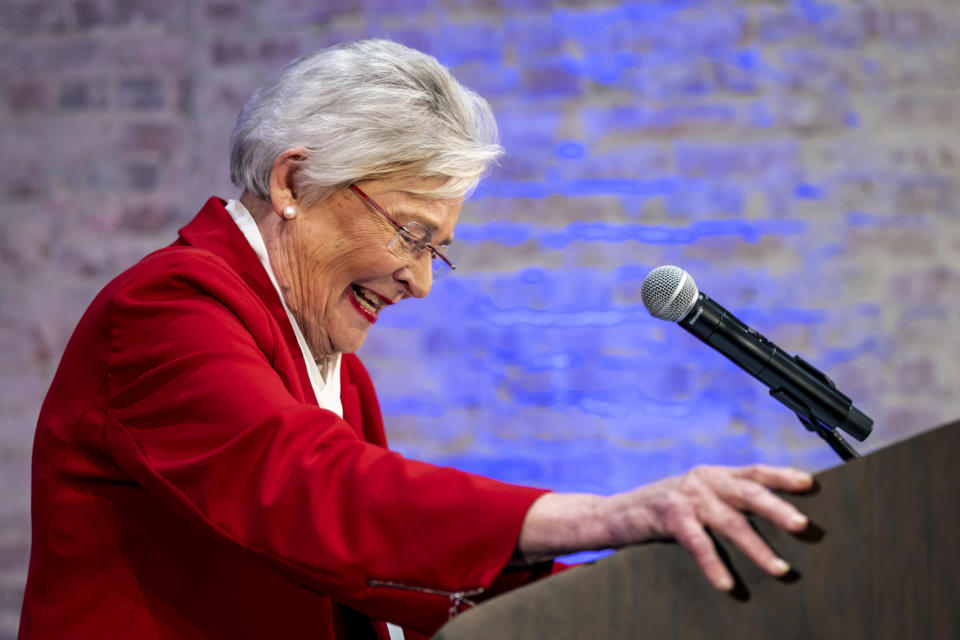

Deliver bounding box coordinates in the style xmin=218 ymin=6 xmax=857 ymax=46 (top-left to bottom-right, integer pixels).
xmin=642 ymin=265 xmax=699 ymax=322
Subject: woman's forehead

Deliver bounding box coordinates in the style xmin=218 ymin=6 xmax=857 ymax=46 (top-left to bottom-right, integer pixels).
xmin=359 ymin=174 xmax=457 ymax=198
xmin=365 ymin=181 xmax=462 ymax=216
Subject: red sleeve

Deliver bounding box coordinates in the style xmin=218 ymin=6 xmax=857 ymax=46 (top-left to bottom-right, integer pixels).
xmin=103 ymin=249 xmax=548 ymax=635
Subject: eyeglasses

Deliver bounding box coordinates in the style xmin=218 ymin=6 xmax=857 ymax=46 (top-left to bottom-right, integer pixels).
xmin=349 ymin=183 xmax=456 ymax=278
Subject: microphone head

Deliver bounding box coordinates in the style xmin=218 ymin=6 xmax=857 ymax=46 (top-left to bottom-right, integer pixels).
xmin=642 ymin=265 xmax=700 ymax=322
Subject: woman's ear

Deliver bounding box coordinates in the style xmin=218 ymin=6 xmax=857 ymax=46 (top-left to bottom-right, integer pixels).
xmin=268 ymin=147 xmax=309 ymax=218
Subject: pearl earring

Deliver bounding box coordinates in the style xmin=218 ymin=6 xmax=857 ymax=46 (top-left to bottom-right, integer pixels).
xmin=282 ymin=206 xmax=297 ymax=220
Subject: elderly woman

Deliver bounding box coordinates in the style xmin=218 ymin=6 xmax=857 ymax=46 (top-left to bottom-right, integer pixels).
xmin=20 ymin=40 xmax=812 ymax=639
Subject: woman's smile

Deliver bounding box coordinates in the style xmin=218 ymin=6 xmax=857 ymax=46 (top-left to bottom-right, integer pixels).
xmin=348 ymin=283 xmax=393 ymax=323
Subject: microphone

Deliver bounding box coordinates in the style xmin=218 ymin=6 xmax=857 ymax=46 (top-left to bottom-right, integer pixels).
xmin=641 ymin=265 xmax=873 ymax=442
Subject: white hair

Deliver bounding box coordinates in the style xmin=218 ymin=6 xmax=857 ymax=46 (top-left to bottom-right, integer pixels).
xmin=229 ymin=38 xmax=503 ymax=205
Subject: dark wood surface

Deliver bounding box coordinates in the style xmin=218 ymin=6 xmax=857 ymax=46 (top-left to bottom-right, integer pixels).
xmin=435 ymin=420 xmax=960 ymax=640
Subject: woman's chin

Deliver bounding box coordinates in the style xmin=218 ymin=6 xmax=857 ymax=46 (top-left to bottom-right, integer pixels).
xmin=333 ymin=323 xmax=370 ymax=354
xmin=318 ymin=309 xmax=374 ymax=355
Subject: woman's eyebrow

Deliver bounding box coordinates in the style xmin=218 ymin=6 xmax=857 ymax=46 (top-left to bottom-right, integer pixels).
xmin=412 ymin=215 xmax=453 ymax=247
xmin=394 ymin=208 xmax=448 ymax=238
xmin=401 ymin=212 xmax=439 ymax=232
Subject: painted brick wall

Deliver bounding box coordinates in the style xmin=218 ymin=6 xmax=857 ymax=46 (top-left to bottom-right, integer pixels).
xmin=2 ymin=0 xmax=960 ymax=633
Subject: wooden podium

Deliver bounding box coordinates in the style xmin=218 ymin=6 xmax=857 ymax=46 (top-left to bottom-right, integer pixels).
xmin=435 ymin=420 xmax=960 ymax=639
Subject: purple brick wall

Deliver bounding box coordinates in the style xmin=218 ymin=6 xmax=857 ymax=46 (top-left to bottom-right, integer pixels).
xmin=3 ymin=0 xmax=960 ymax=632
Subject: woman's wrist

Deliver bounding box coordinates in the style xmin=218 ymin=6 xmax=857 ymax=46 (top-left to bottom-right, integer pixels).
xmin=515 ymin=492 xmax=614 ymax=563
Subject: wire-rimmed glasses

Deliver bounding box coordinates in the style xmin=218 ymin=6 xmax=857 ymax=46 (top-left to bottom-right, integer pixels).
xmin=349 ymin=183 xmax=456 ymax=278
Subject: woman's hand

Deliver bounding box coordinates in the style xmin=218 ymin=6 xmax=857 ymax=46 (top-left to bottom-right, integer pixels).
xmin=517 ymin=464 xmax=814 ymax=591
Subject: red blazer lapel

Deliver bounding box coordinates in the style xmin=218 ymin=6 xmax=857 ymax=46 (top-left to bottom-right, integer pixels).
xmin=338 ymin=380 xmax=365 ymax=440
xmin=175 ymin=197 xmax=315 ymax=403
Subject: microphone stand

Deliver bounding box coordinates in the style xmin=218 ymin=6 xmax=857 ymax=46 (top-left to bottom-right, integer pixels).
xmin=768 ymin=388 xmax=861 ymax=462
xmin=765 ymin=363 xmax=863 ymax=462
xmin=796 ymin=411 xmax=860 ymax=463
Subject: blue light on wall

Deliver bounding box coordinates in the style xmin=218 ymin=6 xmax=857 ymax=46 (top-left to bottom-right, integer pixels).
xmin=357 ymin=0 xmax=903 ymax=505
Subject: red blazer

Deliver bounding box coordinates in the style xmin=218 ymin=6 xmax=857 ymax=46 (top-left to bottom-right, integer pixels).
xmin=20 ymin=198 xmax=551 ymax=639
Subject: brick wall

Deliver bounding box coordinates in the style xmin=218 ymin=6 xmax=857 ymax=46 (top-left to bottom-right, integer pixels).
xmin=2 ymin=0 xmax=959 ymax=633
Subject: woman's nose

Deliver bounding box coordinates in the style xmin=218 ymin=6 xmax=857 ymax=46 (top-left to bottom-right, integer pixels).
xmin=395 ymin=252 xmax=433 ymax=298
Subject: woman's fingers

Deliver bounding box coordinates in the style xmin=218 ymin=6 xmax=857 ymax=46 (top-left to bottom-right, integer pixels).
xmin=704 ymin=502 xmax=791 ymax=578
xmin=724 ymin=474 xmax=811 ymax=533
xmin=673 ymin=519 xmax=736 ymax=591
xmin=672 ymin=508 xmax=789 ymax=592
xmin=733 ymin=464 xmax=814 ymax=491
